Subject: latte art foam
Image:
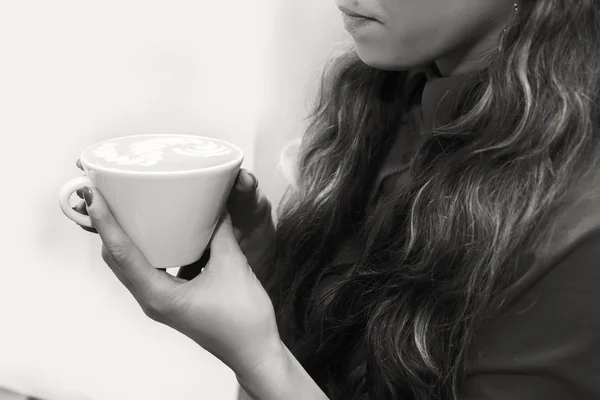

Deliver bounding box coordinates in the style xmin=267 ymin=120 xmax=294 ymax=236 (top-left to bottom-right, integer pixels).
xmin=82 ymin=135 xmax=241 ymax=172
xmin=92 ymin=137 xmax=233 ymax=167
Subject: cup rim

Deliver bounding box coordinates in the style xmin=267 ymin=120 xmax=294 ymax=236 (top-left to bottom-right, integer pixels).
xmin=79 ymin=133 xmax=244 ymax=176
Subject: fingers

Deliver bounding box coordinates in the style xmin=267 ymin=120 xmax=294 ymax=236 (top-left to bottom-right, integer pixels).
xmin=83 ymin=186 xmax=176 ymax=302
xmin=206 ymin=210 xmax=245 ymax=271
xmin=227 ymin=169 xmax=265 ymax=212
xmin=101 ymin=245 xmax=144 ymax=297
xmin=73 ymin=201 xmax=87 ymax=215
xmin=74 ymin=159 xmax=91 ymax=229
xmin=234 ymin=169 xmax=258 ymax=193
xmin=72 ymin=201 xmax=98 ymax=233
xmin=76 ymin=160 xmax=84 ymax=198
xmin=227 ymin=169 xmax=272 ymax=237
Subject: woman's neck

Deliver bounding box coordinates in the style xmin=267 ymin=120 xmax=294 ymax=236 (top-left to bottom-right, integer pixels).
xmin=434 ymin=3 xmax=516 ymax=77
xmin=434 ymin=40 xmax=494 ymax=77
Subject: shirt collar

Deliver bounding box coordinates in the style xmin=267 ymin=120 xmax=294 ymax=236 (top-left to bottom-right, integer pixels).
xmin=367 ymin=64 xmax=480 ymax=201
xmin=419 ymin=63 xmax=478 ymax=132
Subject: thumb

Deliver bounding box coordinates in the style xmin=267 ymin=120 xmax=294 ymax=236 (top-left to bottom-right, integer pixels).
xmin=82 ymin=186 xmax=175 ymax=301
xmin=234 ymin=169 xmax=258 ymax=193
xmin=209 ymin=208 xmax=244 ymax=259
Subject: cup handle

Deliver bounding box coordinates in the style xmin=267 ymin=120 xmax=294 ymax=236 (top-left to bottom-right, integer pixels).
xmin=59 ymin=176 xmax=94 ymax=228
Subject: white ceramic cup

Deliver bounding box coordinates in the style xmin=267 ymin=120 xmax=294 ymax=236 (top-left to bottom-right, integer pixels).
xmin=59 ymin=134 xmax=244 ymax=269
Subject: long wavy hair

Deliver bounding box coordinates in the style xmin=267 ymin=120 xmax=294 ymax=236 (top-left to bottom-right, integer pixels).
xmin=265 ymin=1 xmax=600 ymax=399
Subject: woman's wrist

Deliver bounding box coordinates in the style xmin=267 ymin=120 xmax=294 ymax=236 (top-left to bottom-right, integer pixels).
xmin=235 ymin=340 xmax=328 ymax=400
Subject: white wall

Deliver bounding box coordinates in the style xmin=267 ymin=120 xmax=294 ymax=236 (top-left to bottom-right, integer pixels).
xmin=0 ymin=0 xmax=349 ymax=399
xmin=254 ymin=0 xmax=350 ymax=206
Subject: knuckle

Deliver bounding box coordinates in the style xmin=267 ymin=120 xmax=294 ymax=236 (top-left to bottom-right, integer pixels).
xmin=145 ymin=297 xmax=162 ymax=313
xmin=101 ymin=243 xmax=131 ymax=267
xmin=105 ymin=242 xmax=132 ymax=267
xmin=101 ymin=246 xmax=109 ymax=261
xmin=138 ymin=284 xmax=189 ymax=324
xmin=142 ymin=304 xmax=161 ymax=321
xmin=142 ymin=296 xmax=173 ymax=320
xmin=101 ymin=246 xmax=113 ymax=264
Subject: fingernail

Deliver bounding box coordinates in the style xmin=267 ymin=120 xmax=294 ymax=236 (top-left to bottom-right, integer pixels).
xmin=235 ymin=170 xmax=258 ymax=192
xmin=82 ymin=186 xmax=93 ymax=207
xmin=235 ymin=169 xmax=249 ymax=191
xmin=234 ymin=172 xmax=244 ymax=190
xmin=248 ymin=172 xmax=258 ymax=190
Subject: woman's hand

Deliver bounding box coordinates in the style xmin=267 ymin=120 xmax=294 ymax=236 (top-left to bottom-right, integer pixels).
xmin=80 ymin=185 xmax=283 ymax=377
xmin=220 ymin=165 xmax=276 ymax=284
xmin=72 ymin=159 xmax=277 ymax=281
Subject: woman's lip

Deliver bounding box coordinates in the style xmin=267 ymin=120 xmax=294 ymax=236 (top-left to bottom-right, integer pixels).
xmin=342 ymin=13 xmax=378 ymax=32
xmin=338 ymin=5 xmax=377 ymax=21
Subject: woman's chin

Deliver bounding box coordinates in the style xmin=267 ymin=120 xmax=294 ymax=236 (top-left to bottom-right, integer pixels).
xmin=353 ymin=43 xmax=431 ymax=72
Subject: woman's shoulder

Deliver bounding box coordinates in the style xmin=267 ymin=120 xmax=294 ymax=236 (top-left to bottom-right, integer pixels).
xmin=535 ymin=168 xmax=600 ymax=267
xmin=476 ymin=166 xmax=600 ymax=331
xmin=463 ymin=172 xmax=600 ymax=398
xmin=501 ymin=168 xmax=600 ymax=298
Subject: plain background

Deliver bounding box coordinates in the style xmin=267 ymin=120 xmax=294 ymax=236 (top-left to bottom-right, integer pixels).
xmin=0 ymin=0 xmax=349 ymax=399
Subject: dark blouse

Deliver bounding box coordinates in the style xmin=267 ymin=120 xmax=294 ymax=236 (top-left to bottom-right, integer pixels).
xmin=323 ymin=64 xmax=600 ymax=398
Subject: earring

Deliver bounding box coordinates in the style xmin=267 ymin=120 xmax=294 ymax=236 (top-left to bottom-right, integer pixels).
xmin=498 ymin=2 xmax=519 ymax=53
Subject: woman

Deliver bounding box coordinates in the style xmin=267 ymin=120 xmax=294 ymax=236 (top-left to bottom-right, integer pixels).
xmin=71 ymin=0 xmax=600 ymax=399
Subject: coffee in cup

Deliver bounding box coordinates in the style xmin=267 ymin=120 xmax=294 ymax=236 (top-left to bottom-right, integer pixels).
xmin=59 ymin=134 xmax=244 ymax=269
